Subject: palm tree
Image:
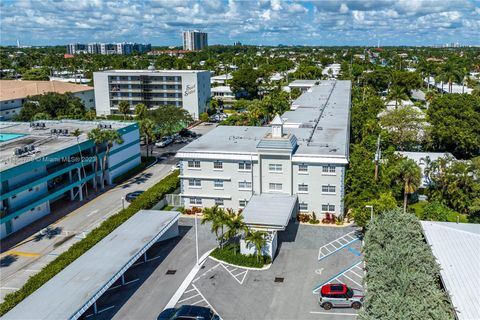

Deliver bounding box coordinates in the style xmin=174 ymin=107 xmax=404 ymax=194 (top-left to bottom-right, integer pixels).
xmin=245 ymin=230 xmax=267 ymax=262
xmin=87 ymin=128 xmax=104 ymax=191
xmin=201 ymin=205 xmax=226 ymax=247
xmin=440 ymin=63 xmax=462 ymax=93
xmin=118 ymin=100 xmax=130 ymax=120
xmin=394 ymin=159 xmax=421 ymax=214
xmin=140 ymin=119 xmax=155 ymax=157
xmin=135 ymin=103 xmax=147 ymax=120
xmin=71 ymin=128 xmax=88 ymax=198
xmin=224 ymin=209 xmax=246 ymax=254
xmin=100 ymin=130 xmax=124 ymax=188
xmin=387 ymin=86 xmax=408 ymax=109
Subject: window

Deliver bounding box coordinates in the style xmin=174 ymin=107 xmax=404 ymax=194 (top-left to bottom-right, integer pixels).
xmin=299 ymin=202 xmax=308 ymax=211
xmin=322 ymin=185 xmax=336 ymax=193
xmin=189 ymin=197 xmax=202 ymax=205
xmin=269 ymin=183 xmax=283 ymax=191
xmin=188 ymin=160 xmax=200 ymax=168
xmin=322 ymin=165 xmax=336 ymax=174
xmin=238 ymin=162 xmax=252 ymax=171
xmin=268 ymin=163 xmax=282 ymax=172
xmin=238 ymin=181 xmax=252 ymax=190
xmin=298 ymin=164 xmax=308 ymax=173
xmin=188 ymin=179 xmax=201 ymax=187
xmin=28 ymin=188 xmax=33 ymax=192
xmin=215 ymin=198 xmax=224 ymax=207
xmin=239 ymin=199 xmax=248 ymax=208
xmin=321 ymin=204 xmax=336 ymax=212
xmin=213 ymin=161 xmax=223 ymax=170
xmin=298 ymin=184 xmax=308 ymax=193
xmin=214 ymin=180 xmax=224 ymax=189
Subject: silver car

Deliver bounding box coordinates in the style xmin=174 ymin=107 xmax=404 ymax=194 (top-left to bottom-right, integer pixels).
xmin=318 ymin=284 xmax=363 ymax=310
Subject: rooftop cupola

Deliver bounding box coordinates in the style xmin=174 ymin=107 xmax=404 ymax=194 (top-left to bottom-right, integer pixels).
xmin=271 ymin=114 xmax=284 ymax=138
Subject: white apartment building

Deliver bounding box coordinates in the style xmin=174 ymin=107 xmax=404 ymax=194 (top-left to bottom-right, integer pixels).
xmin=93 ymin=69 xmax=211 ymax=119
xmin=0 ymin=80 xmax=95 ymax=120
xmin=183 ymin=30 xmax=208 ymax=51
xmin=176 ymin=80 xmax=351 ymax=219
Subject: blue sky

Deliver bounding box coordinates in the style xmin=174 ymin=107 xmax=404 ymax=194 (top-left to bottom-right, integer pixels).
xmin=1 ymin=0 xmax=479 ymax=47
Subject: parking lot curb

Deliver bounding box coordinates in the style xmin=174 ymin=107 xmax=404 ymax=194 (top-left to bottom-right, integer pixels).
xmin=208 ymin=256 xmax=272 ymax=271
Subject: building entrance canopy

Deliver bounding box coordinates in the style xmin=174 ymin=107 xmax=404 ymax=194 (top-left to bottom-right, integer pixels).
xmin=242 ymin=193 xmax=298 ymax=231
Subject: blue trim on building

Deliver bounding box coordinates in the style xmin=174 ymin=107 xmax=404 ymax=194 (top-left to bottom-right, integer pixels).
xmin=109 ymin=153 xmax=141 ymax=172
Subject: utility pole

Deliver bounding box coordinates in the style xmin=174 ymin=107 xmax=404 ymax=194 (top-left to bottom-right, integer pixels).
xmin=374 ymin=135 xmax=381 ymax=181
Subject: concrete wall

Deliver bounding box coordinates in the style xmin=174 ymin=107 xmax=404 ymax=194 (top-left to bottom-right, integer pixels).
xmin=240 ymin=231 xmax=277 ymax=258
xmin=93 ymin=72 xmax=110 ymax=116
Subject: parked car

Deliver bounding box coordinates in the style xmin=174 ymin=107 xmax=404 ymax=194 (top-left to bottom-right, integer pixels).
xmin=171 ymin=162 xmax=180 ymax=171
xmin=156 ymin=136 xmax=173 ymax=148
xmin=125 ymin=191 xmax=144 ymax=202
xmin=179 ymin=128 xmax=197 ymax=138
xmin=318 ymin=284 xmax=363 ymax=310
xmin=157 ymin=305 xmax=218 ymax=320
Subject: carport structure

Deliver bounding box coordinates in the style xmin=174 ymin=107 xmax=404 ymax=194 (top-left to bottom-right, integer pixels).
xmin=240 ymin=193 xmax=298 ymax=258
xmin=3 ymin=210 xmax=180 ymax=320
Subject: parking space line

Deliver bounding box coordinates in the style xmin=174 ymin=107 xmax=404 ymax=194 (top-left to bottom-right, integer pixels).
xmin=347 ymin=247 xmax=362 ymax=257
xmin=191 ymin=299 xmax=206 ymax=306
xmin=313 ymin=260 xmax=363 ymax=294
xmin=349 ymin=270 xmax=362 ymax=279
xmin=341 ymin=274 xmax=362 ymax=287
xmin=221 ymin=263 xmax=248 ymax=285
xmin=178 ymin=293 xmax=200 ymax=303
xmin=192 ymin=284 xmax=222 ymax=320
xmin=184 ymin=288 xmax=196 ymax=294
xmin=85 ymin=305 xmax=116 ymax=318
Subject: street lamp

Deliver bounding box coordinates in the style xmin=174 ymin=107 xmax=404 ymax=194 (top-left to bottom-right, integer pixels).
xmin=194 ymin=209 xmax=199 ymax=266
xmin=121 ymin=197 xmax=125 ymax=210
xmin=365 ymin=205 xmax=374 ymax=222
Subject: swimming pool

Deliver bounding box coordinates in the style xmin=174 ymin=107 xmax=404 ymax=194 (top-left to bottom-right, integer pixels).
xmin=0 ymin=133 xmax=26 ymax=142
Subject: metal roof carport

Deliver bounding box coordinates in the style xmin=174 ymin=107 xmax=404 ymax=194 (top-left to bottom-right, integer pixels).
xmin=4 ymin=210 xmax=180 ymax=320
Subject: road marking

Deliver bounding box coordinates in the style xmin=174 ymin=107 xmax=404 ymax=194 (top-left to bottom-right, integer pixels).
xmin=25 ymin=269 xmax=40 ymax=272
xmin=178 ymin=293 xmax=200 ymax=303
xmin=313 ymin=261 xmax=363 ymax=294
xmin=309 ymin=311 xmax=358 ymax=316
xmin=87 ymin=209 xmax=99 ymax=217
xmin=3 ymin=251 xmax=41 ymax=257
xmin=192 ymin=284 xmax=222 ymax=320
xmin=348 ymin=247 xmax=362 ymax=257
xmin=318 ymin=231 xmax=360 ymax=261
xmin=85 ymin=305 xmax=116 ymax=318
xmin=315 ymin=268 xmax=325 ymax=275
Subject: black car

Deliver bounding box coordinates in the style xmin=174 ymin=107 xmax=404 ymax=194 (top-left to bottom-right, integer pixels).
xmin=125 ymin=191 xmax=144 ymax=202
xmin=158 ymin=305 xmax=218 ymax=320
xmin=179 ymin=128 xmax=197 ymax=138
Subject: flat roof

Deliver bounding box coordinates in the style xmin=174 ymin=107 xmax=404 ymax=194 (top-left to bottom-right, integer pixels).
xmin=421 ymin=221 xmax=480 ymax=320
xmin=242 ymin=193 xmax=297 ymax=230
xmin=288 ymin=80 xmax=318 ymax=87
xmin=4 ymin=210 xmax=180 ymax=320
xmin=178 ymin=80 xmax=351 ymax=159
xmin=95 ymin=69 xmax=209 ymax=74
xmin=0 ymin=120 xmax=136 ymax=172
xmin=0 ymin=80 xmax=93 ymax=101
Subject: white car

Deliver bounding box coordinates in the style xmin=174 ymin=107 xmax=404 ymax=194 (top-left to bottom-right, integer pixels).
xmin=155 ymin=136 xmax=173 ymax=148
xmin=171 ymin=163 xmax=180 ymax=171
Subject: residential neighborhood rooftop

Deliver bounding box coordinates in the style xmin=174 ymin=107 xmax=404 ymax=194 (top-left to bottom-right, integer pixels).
xmin=0 ymin=80 xmax=93 ymax=101
xmin=0 ymin=120 xmax=135 ymax=172
xmin=421 ymin=221 xmax=480 ymax=320
xmin=179 ymin=80 xmax=351 ymax=160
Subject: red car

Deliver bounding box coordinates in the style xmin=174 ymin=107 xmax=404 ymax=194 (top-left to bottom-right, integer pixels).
xmin=318 ymin=283 xmax=364 ymax=310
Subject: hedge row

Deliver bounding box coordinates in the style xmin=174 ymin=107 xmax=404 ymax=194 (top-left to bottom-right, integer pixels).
xmin=360 ymin=209 xmax=454 ymax=320
xmin=112 ymin=156 xmax=156 ymax=184
xmin=0 ymin=171 xmax=180 ymax=316
xmin=210 ymin=244 xmax=271 ymax=268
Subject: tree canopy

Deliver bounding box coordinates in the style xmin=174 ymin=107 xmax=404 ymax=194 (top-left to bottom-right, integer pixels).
xmin=15 ymin=92 xmax=86 ymax=121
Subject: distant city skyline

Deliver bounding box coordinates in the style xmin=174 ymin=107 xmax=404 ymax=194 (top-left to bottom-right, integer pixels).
xmin=1 ymin=0 xmax=479 ymax=47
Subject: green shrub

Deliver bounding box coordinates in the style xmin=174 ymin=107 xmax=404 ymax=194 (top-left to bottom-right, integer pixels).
xmin=360 ymin=209 xmax=454 ymax=320
xmin=112 ymin=156 xmax=156 ymax=184
xmin=210 ymin=244 xmax=271 ymax=268
xmin=0 ymin=171 xmax=180 ymax=316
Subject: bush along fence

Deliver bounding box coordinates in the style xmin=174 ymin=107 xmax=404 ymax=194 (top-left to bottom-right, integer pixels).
xmin=0 ymin=171 xmax=180 ymax=316
xmin=360 ymin=209 xmax=454 ymax=320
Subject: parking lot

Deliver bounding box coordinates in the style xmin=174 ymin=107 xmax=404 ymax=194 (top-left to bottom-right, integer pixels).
xmin=171 ymin=223 xmax=364 ymax=320
xmin=79 ymin=218 xmax=363 ymax=320
xmin=141 ymin=123 xmax=218 ymax=164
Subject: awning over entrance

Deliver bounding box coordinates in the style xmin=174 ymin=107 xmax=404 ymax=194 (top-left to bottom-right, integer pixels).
xmin=242 ymin=193 xmax=298 ymax=231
